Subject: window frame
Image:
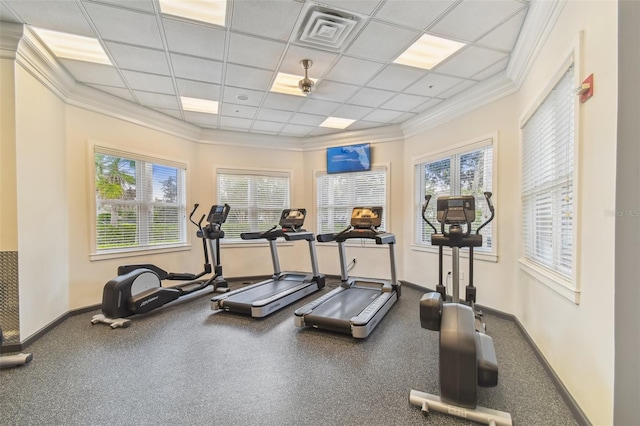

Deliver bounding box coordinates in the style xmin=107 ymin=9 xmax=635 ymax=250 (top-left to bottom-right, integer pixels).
xmin=314 ymin=163 xmax=390 ymax=248
xmin=214 ymin=166 xmax=293 ymax=245
xmin=518 ymin=48 xmax=582 ymax=304
xmin=411 ymin=134 xmax=498 ymax=262
xmin=89 ymin=141 xmax=190 ymax=261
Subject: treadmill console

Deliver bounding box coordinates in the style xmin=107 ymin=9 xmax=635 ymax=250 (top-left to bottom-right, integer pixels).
xmin=207 ymin=204 xmax=230 ymax=225
xmin=436 ymin=196 xmax=475 ymax=224
xmin=351 ymin=207 xmax=383 ymax=229
xmin=280 ymin=208 xmax=306 ymax=228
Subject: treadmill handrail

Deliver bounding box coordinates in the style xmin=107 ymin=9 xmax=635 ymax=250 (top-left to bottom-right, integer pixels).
xmin=317 ymin=228 xmax=395 ymax=244
xmin=241 ymin=227 xmax=314 ymax=242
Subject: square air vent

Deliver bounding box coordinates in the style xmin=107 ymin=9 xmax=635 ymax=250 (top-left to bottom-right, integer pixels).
xmin=292 ymin=3 xmax=366 ymax=52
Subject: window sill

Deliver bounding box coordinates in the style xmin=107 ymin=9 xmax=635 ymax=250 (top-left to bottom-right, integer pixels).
xmin=518 ymin=258 xmax=580 ymax=304
xmin=90 ymin=244 xmax=191 ymax=261
xmin=410 ymin=244 xmax=498 ymax=263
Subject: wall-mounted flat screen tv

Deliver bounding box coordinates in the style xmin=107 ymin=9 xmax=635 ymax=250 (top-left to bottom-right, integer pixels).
xmin=326 ymin=143 xmax=371 ymax=174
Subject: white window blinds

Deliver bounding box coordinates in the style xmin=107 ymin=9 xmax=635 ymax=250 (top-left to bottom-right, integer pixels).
xmin=316 ymin=168 xmax=387 ymax=234
xmin=415 ymin=142 xmax=494 ymax=252
xmin=94 ymin=149 xmax=187 ymax=253
xmin=217 ymin=170 xmax=290 ymax=240
xmin=521 ymin=65 xmax=575 ymax=279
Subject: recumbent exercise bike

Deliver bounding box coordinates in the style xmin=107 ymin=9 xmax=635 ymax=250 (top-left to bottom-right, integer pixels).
xmin=409 ymin=192 xmax=512 ymax=426
xmin=91 ymin=204 xmax=231 ymax=329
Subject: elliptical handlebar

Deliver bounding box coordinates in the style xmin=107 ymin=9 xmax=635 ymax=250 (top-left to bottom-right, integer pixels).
xmin=422 ymin=195 xmax=438 ymax=234
xmin=188 ymin=204 xmax=205 ymax=231
xmin=476 ymin=192 xmax=495 ymax=235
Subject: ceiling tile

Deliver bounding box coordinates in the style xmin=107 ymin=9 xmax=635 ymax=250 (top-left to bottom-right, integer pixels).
xmin=184 ymin=111 xmax=218 ymax=126
xmin=171 ymin=54 xmax=223 ymax=83
xmin=231 ymin=0 xmax=303 ymax=41
xmin=472 ymin=57 xmax=509 ymax=80
xmin=324 ymin=56 xmax=385 ymax=85
xmin=298 ymin=99 xmax=340 ymax=115
xmin=252 ymin=120 xmax=284 ymax=133
xmin=162 ymin=18 xmax=226 ymax=61
xmin=404 ymin=73 xmax=465 ymax=97
xmin=289 ymin=113 xmax=326 ymax=126
xmin=347 ymin=87 xmax=396 ymax=108
xmin=222 ymin=86 xmax=265 ymax=107
xmin=434 ymin=46 xmax=508 ymax=79
xmin=312 ymin=81 xmax=359 ymax=103
xmin=346 ymin=121 xmax=385 ymax=131
xmin=83 ymin=2 xmax=163 ymax=49
xmin=105 ymin=42 xmax=170 ymax=75
xmin=313 ymin=0 xmax=381 ymax=16
xmin=381 ymin=93 xmax=431 ymax=112
xmin=257 ymin=108 xmax=292 ymax=122
xmin=333 ymin=104 xmax=374 ymax=120
xmin=6 ymin=0 xmax=94 ymax=36
xmin=228 ymin=33 xmax=286 ymax=69
xmin=60 ymin=59 xmax=126 ymax=87
xmin=346 ymin=20 xmax=420 ymax=62
xmin=122 ymin=70 xmax=175 ymax=94
xmin=374 ymin=0 xmax=457 ymax=31
xmin=88 ymin=84 xmax=135 ymax=102
xmin=220 ymin=116 xmax=253 ymax=130
xmin=134 ymin=91 xmax=179 ymax=109
xmin=220 ymin=103 xmax=258 ymax=120
xmin=153 ymin=107 xmax=183 ymax=120
xmin=280 ymin=124 xmax=313 ymax=136
xmin=429 ymin=0 xmax=526 ymax=42
xmin=177 ymin=79 xmax=221 ymax=101
xmin=367 ymin=64 xmax=426 ymax=91
xmin=262 ymin=93 xmax=305 ymax=111
xmin=476 ymin=8 xmax=528 ymax=52
xmin=436 ymin=79 xmax=477 ymax=99
xmin=99 ymin=0 xmax=156 ymax=13
xmin=392 ymin=112 xmax=418 ymax=123
xmin=225 ymin=63 xmax=274 ymax=91
xmin=0 ymin=3 xmax=20 ymax=23
xmin=279 ymin=45 xmax=339 ymax=76
xmin=363 ymin=108 xmax=405 ymax=123
xmin=412 ymin=97 xmax=443 ymax=113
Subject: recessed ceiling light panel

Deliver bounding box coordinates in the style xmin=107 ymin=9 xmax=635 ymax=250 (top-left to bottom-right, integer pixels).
xmin=181 ymin=96 xmax=219 ymax=114
xmin=32 ymin=27 xmax=111 ymax=65
xmin=320 ymin=117 xmax=355 ymax=129
xmin=271 ymin=72 xmax=317 ymax=97
xmin=159 ymin=0 xmax=227 ymax=26
xmin=393 ymin=34 xmax=465 ymax=70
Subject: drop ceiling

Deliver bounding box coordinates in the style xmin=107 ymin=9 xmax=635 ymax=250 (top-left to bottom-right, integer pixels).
xmin=0 ymin=0 xmax=529 ymax=138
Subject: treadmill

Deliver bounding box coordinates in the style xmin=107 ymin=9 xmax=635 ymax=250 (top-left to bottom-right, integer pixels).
xmin=294 ymin=207 xmax=400 ymax=338
xmin=211 ymin=208 xmax=325 ymax=317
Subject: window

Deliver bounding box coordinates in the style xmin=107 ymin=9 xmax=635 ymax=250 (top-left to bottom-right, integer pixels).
xmin=216 ymin=169 xmax=290 ymax=241
xmin=94 ymin=148 xmax=187 ymax=254
xmin=414 ymin=140 xmax=494 ymax=253
xmin=521 ymin=65 xmax=575 ymax=280
xmin=316 ymin=167 xmax=387 ymax=234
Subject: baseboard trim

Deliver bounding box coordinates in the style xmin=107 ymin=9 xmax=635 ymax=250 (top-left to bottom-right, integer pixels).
xmin=400 ymin=280 xmax=591 ymax=426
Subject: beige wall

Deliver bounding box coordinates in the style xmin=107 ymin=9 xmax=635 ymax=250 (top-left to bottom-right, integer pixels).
xmin=0 ymin=58 xmax=18 ymax=251
xmin=14 ymin=64 xmax=69 ymax=338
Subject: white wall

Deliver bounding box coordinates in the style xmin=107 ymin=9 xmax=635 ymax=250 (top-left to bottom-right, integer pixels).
xmin=0 ymin=58 xmax=18 ymax=251
xmin=14 ymin=63 xmax=69 ymax=338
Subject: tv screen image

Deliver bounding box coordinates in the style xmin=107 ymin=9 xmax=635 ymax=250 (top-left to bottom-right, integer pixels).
xmin=326 ymin=143 xmax=371 ymax=174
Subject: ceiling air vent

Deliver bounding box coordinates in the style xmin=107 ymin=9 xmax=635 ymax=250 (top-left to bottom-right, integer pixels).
xmin=292 ymin=3 xmax=366 ymax=52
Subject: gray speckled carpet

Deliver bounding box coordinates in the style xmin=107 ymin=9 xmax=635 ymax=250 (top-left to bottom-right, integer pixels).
xmin=1 ymin=280 xmax=578 ymax=425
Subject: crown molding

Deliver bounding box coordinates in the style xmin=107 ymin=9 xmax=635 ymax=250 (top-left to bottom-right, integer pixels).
xmin=0 ymin=21 xmax=23 ymax=59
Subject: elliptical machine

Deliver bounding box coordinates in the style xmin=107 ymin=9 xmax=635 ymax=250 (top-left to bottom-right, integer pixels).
xmin=409 ymin=192 xmax=512 ymax=426
xmin=91 ymin=204 xmax=231 ymax=329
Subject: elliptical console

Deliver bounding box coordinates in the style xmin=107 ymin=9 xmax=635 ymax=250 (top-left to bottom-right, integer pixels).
xmin=409 ymin=192 xmax=512 ymax=426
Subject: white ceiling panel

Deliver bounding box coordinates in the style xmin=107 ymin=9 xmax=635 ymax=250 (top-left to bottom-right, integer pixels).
xmin=153 ymin=107 xmax=183 ymax=120
xmin=122 ymin=70 xmax=175 ymax=94
xmin=392 ymin=112 xmax=418 ymax=123
xmin=429 ymin=0 xmax=526 ymax=43
xmin=224 ymin=63 xmax=274 ymax=91
xmin=374 ymin=0 xmax=457 ymax=31
xmin=231 ymin=0 xmax=303 ymax=41
xmin=412 ymin=97 xmax=443 ymax=113
xmin=0 ymin=3 xmax=19 ymax=22
xmin=171 ymin=54 xmax=223 ymax=83
xmin=347 ymin=87 xmax=396 ymax=108
xmin=347 ymin=120 xmax=385 ymax=131
xmin=220 ymin=103 xmax=258 ymax=120
xmin=472 ymin=57 xmax=509 ymax=80
xmin=262 ymin=93 xmax=305 ymax=111
xmin=333 ymin=104 xmax=375 ymax=120
xmin=308 ymin=126 xmax=341 ymax=137
xmin=60 ymin=59 xmax=126 ymax=87
xmin=298 ymin=99 xmax=340 ymax=116
xmin=184 ymin=111 xmax=218 ymax=126
xmin=367 ymin=64 xmax=426 ymax=92
xmin=281 ymin=123 xmax=313 ymax=136
xmin=105 ymin=42 xmax=170 ymax=75
xmin=223 ymin=86 xmax=265 ymax=107
xmin=346 ymin=20 xmax=420 ymax=62
xmin=363 ymin=108 xmax=405 ymax=123
xmin=98 ymin=0 xmax=156 ymax=14
xmin=323 ymin=56 xmax=384 ymax=85
xmin=437 ymin=79 xmax=477 ymax=99
xmin=381 ymin=93 xmax=431 ymax=112
xmin=6 ymin=0 xmax=94 ymax=36
xmin=404 ymin=73 xmax=465 ymax=97
xmin=289 ymin=113 xmax=326 ymax=126
xmin=434 ymin=46 xmax=508 ymax=79
xmin=476 ymin=8 xmax=527 ymax=52
xmin=257 ymin=108 xmax=293 ymax=122
xmin=134 ymin=91 xmax=179 ymax=109
xmin=227 ymin=33 xmax=286 ymax=70
xmin=279 ymin=45 xmax=338 ymax=76
xmin=88 ymin=84 xmax=135 ymax=102
xmin=312 ymin=81 xmax=359 ymax=103
xmin=252 ymin=120 xmax=284 ymax=133
xmin=314 ymin=0 xmax=382 ymax=16
xmin=176 ymin=79 xmax=221 ymax=101
xmin=220 ymin=116 xmax=252 ymax=130
xmin=162 ymin=18 xmax=226 ymax=61
xmin=83 ymin=2 xmax=163 ymax=49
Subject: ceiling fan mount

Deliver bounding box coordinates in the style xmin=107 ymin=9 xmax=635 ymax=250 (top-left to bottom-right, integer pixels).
xmin=298 ymin=59 xmax=314 ymax=95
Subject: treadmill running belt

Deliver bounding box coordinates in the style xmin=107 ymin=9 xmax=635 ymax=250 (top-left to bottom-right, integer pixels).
xmin=224 ymin=277 xmax=307 ymax=306
xmin=304 ymin=287 xmax=381 ymax=331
